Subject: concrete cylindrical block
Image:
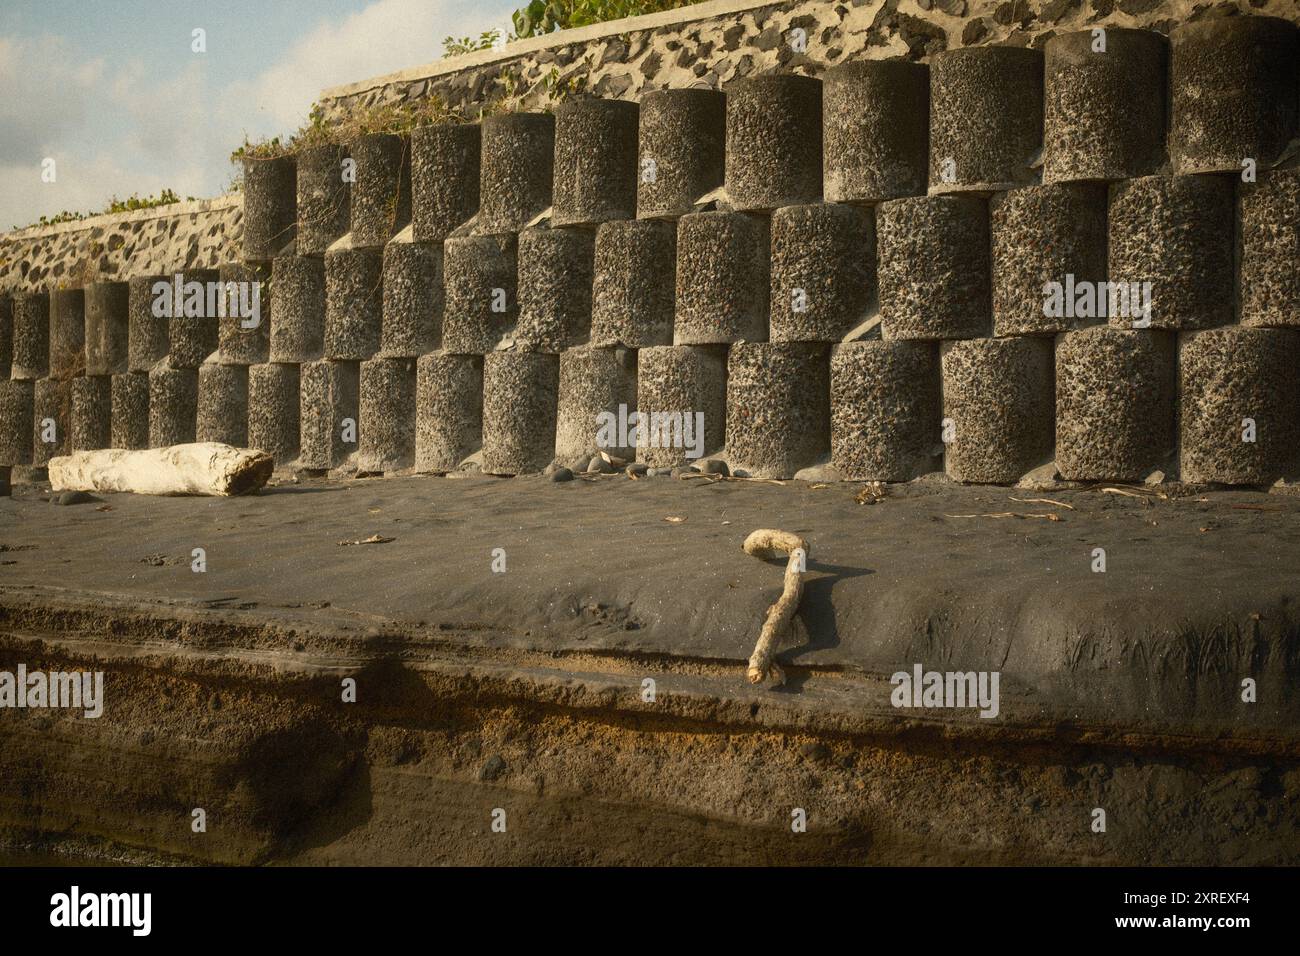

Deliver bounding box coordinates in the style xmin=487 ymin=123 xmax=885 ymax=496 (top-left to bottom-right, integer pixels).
xmin=11 ymin=291 xmax=50 ymax=380
xmin=412 ymin=123 xmax=481 ymax=242
xmin=517 ymin=226 xmax=595 ymax=353
xmin=830 ymin=340 xmax=940 ymax=481
xmin=481 ymin=351 xmax=559 ymax=475
xmin=591 ymin=219 xmax=675 ymax=348
xmin=415 ymin=351 xmax=482 ymax=473
xmin=270 ymin=255 xmax=325 ymax=362
xmin=940 ymin=337 xmax=1054 ymax=483
xmin=111 ymin=372 xmax=149 ymax=450
xmin=70 ymin=375 xmax=112 ymax=452
xmin=555 ymin=346 xmax=637 ymax=463
xmin=991 ymin=183 xmax=1108 ymax=337
xmin=1179 ymin=327 xmax=1300 ymax=484
xmin=295 ymin=143 xmax=350 ymax=256
xmin=878 ymin=194 xmax=990 ymax=340
xmin=770 ymin=202 xmax=875 ymax=343
xmin=929 ymin=47 xmax=1043 ymax=193
xmin=1043 ymin=29 xmax=1168 ymax=184
xmin=349 ymin=133 xmax=411 ymax=248
xmin=299 ymin=360 xmax=360 ymax=470
xmin=1240 ymin=168 xmax=1300 ymax=328
xmin=359 ymin=356 xmax=416 ymax=472
xmin=168 ymin=269 xmax=220 ymax=369
xmin=1170 ymin=17 xmax=1299 ymax=174
xmin=381 ymin=240 xmax=442 ymax=357
xmin=823 ymin=59 xmax=929 ymax=204
xmin=197 ymin=362 xmax=249 ymax=446
xmin=634 ymin=344 xmax=726 ymax=468
xmin=674 ymin=212 xmax=769 ymax=344
xmin=325 ymin=246 xmax=383 ymax=360
xmin=85 ymin=281 xmax=130 ymax=376
xmin=1055 ymin=327 xmax=1176 ymax=481
xmin=725 ymin=73 xmax=822 ymax=212
xmin=553 ymin=98 xmax=639 ymax=227
xmin=242 ymin=155 xmax=297 ymax=260
xmin=148 ymin=364 xmax=197 ymax=447
xmin=1108 ymin=175 xmax=1234 ymax=331
xmin=726 ymin=342 xmax=830 ymax=479
xmin=0 ymin=381 xmax=35 ymax=465
xmin=128 ymin=275 xmax=168 ymax=372
xmin=0 ymin=295 xmax=10 ymax=380
xmin=247 ymin=363 xmax=300 ymax=465
xmin=49 ymin=288 xmax=86 ymax=380
xmin=32 ymin=378 xmax=70 ymax=467
xmin=217 ymin=261 xmax=271 ymax=365
xmin=441 ymin=233 xmax=517 ymax=354
xmin=478 ymin=113 xmax=554 ymax=234
xmin=636 ymin=88 xmax=725 ymax=220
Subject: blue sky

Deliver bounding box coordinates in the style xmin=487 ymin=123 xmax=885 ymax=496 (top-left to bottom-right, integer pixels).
xmin=0 ymin=0 xmax=517 ymax=229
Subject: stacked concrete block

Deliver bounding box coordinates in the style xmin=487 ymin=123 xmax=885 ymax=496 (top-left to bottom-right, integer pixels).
xmin=1108 ymin=175 xmax=1234 ymax=331
xmin=359 ymin=357 xmax=416 ymax=472
xmin=481 ymin=351 xmax=559 ymax=475
xmin=49 ymin=288 xmax=86 ymax=380
xmin=1170 ymin=18 xmax=1299 ymax=175
xmin=148 ymin=364 xmax=198 ymax=447
xmin=217 ymin=261 xmax=271 ymax=365
xmin=415 ymin=352 xmax=482 ymax=473
xmin=0 ymin=380 xmax=35 ymax=465
xmin=128 ymin=275 xmax=169 ymax=372
xmin=247 ymin=363 xmax=300 ymax=466
xmin=591 ymin=219 xmax=675 ymax=348
xmin=70 ymin=375 xmax=112 ymax=452
xmin=770 ymin=203 xmax=875 ymax=343
xmin=636 ymin=89 xmax=725 ymax=220
xmin=0 ymin=295 xmax=10 ymax=380
xmin=11 ymin=291 xmax=49 ymax=380
xmin=830 ymin=340 xmax=940 ymax=481
xmin=991 ymin=183 xmax=1108 ymax=337
xmin=878 ymin=195 xmax=990 ymax=341
xmin=553 ymin=99 xmax=639 ymax=226
xmin=85 ymin=281 xmax=130 ymax=376
xmin=349 ymin=133 xmax=411 ymax=248
xmin=477 ymin=113 xmax=554 ymax=234
xmin=940 ymin=338 xmax=1054 ymax=484
xmin=1055 ymin=327 xmax=1176 ymax=482
xmin=929 ymin=47 xmax=1043 ymax=193
xmin=33 ymin=378 xmax=71 ymax=466
xmin=325 ymin=246 xmax=383 ymax=360
xmin=517 ymin=226 xmax=595 ymax=353
xmin=822 ymin=59 xmax=929 ymax=203
xmin=674 ymin=212 xmax=769 ymax=344
xmin=441 ymin=234 xmax=517 ymax=354
xmin=270 ymin=256 xmax=325 ymax=362
xmin=412 ymin=123 xmax=481 ymax=241
xmin=381 ymin=238 xmax=441 ymax=357
xmin=242 ymin=155 xmax=297 ymax=260
xmin=111 ymin=373 xmax=149 ymax=450
xmin=555 ymin=346 xmax=637 ymax=464
xmin=725 ymin=73 xmax=822 ymax=212
xmin=295 ymin=143 xmax=350 ymax=256
xmin=634 ymin=345 xmax=726 ymax=468
xmin=168 ymin=269 xmax=220 ymax=369
xmin=726 ymin=343 xmax=830 ymax=479
xmin=1240 ymin=168 xmax=1300 ymax=328
xmin=1179 ymin=328 xmax=1300 ymax=484
xmin=299 ymin=360 xmax=360 ymax=470
xmin=197 ymin=362 xmax=249 ymax=447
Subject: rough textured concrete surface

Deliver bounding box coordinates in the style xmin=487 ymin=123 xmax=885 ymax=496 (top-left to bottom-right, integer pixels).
xmin=555 ymin=345 xmax=638 ymax=464
xmin=1108 ymin=175 xmax=1234 ymax=330
xmin=247 ymin=362 xmax=300 ymax=466
xmin=10 ymin=292 xmax=48 ymax=381
xmin=70 ymin=375 xmax=112 ymax=452
xmin=591 ymin=218 xmax=675 ymax=348
xmin=823 ymin=59 xmax=929 ymax=204
xmin=553 ymin=98 xmax=639 ymax=227
xmin=442 ymin=233 xmax=518 ymax=354
xmin=381 ymin=238 xmax=442 ymax=356
xmin=147 ymin=364 xmax=198 ymax=448
xmin=770 ymin=202 xmax=874 ymax=343
xmin=517 ymin=226 xmax=595 ymax=353
xmin=359 ymin=356 xmax=416 ymax=472
xmin=634 ymin=344 xmax=725 ymax=468
xmin=636 ymin=88 xmax=725 ymax=220
xmin=0 ymin=380 xmax=35 ymax=465
xmin=726 ymin=342 xmax=829 ymax=479
xmin=830 ymin=340 xmax=940 ymax=481
xmin=349 ymin=133 xmax=411 ymax=248
xmin=878 ymin=194 xmax=989 ymax=340
xmin=110 ymin=372 xmax=149 ymax=450
xmin=1056 ymin=327 xmax=1176 ymax=481
xmin=127 ymin=275 xmax=168 ymax=373
xmin=270 ymin=255 xmax=325 ymax=363
xmin=217 ymin=261 xmax=271 ymax=365
xmin=725 ymin=72 xmax=823 ymax=212
xmin=1240 ymin=167 xmax=1300 ymax=328
xmin=325 ymin=246 xmax=383 ymax=361
xmin=481 ymin=351 xmax=559 ymax=476
xmin=1043 ymin=28 xmax=1168 ymax=184
xmin=0 ymin=295 xmax=10 ymax=380
xmin=84 ymin=281 xmax=130 ymax=376
xmin=477 ymin=112 xmax=554 ymax=235
xmin=1170 ymin=17 xmax=1299 ymax=174
xmin=412 ymin=123 xmax=481 ymax=242
xmin=674 ymin=211 xmax=769 ymax=345
xmin=1179 ymin=327 xmax=1300 ymax=485
xmin=295 ymin=144 xmax=350 ymax=256
xmin=241 ymin=155 xmax=296 ymax=260
xmin=167 ymin=268 xmax=220 ymax=369
xmin=941 ymin=337 xmax=1054 ymax=484
xmin=991 ymin=183 xmax=1108 ymax=337
xmin=197 ymin=362 xmax=249 ymax=447
xmin=929 ymin=47 xmax=1043 ymax=193
xmin=32 ymin=378 xmax=70 ymax=467
xmin=415 ymin=351 xmax=482 ymax=473
xmin=49 ymin=288 xmax=85 ymax=380
xmin=299 ymin=359 xmax=360 ymax=470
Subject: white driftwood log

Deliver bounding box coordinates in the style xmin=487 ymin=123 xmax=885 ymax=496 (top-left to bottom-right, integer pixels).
xmin=742 ymin=528 xmax=809 ymax=687
xmin=49 ymin=443 xmax=274 ymax=497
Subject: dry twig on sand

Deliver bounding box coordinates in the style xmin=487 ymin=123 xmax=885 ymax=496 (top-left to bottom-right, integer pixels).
xmin=742 ymin=529 xmax=808 ymax=687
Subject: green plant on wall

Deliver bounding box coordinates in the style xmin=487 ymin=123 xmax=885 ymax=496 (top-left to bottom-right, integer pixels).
xmin=443 ymin=29 xmax=503 ymax=56
xmin=511 ymin=0 xmax=702 ymax=38
xmin=11 ymin=188 xmax=195 ymax=231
